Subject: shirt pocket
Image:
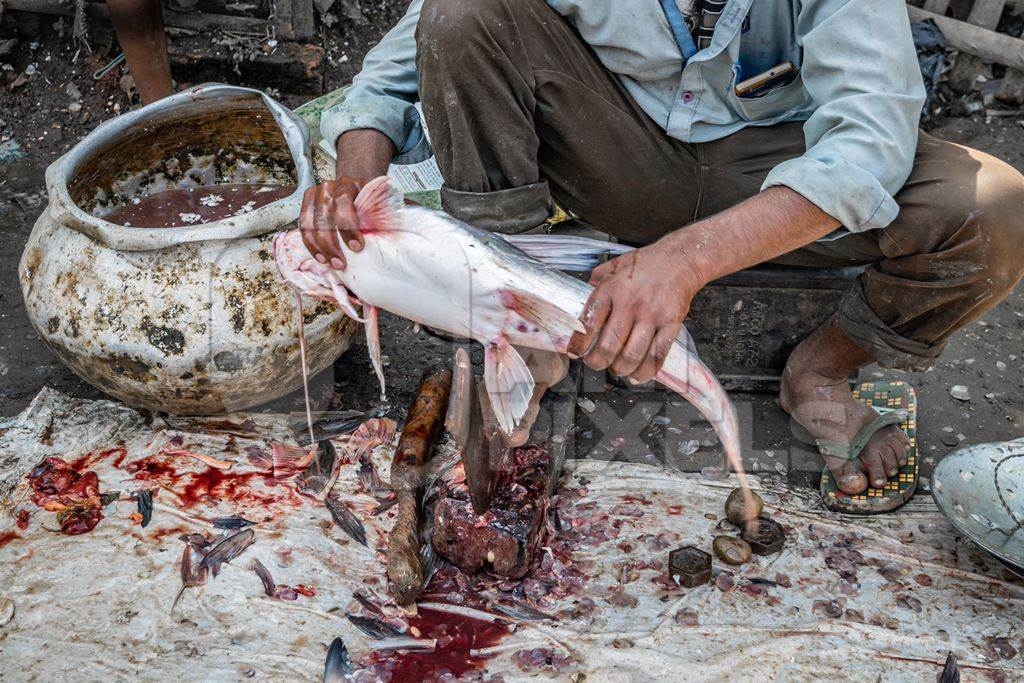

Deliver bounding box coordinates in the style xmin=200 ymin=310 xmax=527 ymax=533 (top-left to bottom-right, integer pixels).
xmin=727 ymin=70 xmax=808 ymax=123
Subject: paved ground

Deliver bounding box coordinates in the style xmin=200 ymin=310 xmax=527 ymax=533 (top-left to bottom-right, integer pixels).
xmin=1 ymin=15 xmax=1022 ymax=495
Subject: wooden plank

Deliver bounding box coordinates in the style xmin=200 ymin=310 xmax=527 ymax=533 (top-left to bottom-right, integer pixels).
xmin=289 ymin=0 xmax=317 ymax=41
xmin=5 ymin=0 xmax=273 ymax=34
xmin=966 ymin=0 xmax=1007 ymax=29
xmin=907 ymin=5 xmax=1024 ymax=72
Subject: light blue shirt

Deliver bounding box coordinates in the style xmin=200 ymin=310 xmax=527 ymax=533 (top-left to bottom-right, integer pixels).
xmin=321 ymin=0 xmax=926 ymax=234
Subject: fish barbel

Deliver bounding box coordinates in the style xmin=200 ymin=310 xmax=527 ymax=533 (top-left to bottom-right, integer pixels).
xmin=274 ymin=177 xmax=749 ymax=491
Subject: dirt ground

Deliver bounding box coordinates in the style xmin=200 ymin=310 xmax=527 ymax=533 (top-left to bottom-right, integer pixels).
xmin=1 ymin=7 xmax=1022 ymax=492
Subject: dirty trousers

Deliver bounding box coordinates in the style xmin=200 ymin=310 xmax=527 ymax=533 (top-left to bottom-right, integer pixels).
xmin=414 ymin=0 xmax=1024 ymax=370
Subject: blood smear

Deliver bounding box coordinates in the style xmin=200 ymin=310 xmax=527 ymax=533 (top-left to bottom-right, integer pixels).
xmin=102 ymin=183 xmax=295 ymax=228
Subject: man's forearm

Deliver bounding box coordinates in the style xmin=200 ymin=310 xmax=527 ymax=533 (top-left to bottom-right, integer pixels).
xmin=665 ymin=186 xmax=841 ymax=285
xmin=334 ymin=129 xmax=397 ymax=180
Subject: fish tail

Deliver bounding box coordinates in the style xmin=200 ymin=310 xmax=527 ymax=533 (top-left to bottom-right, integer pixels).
xmin=656 ymin=343 xmax=756 ymax=520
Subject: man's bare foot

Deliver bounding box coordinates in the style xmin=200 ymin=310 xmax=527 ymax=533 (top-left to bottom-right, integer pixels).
xmin=779 ymin=318 xmax=910 ymax=494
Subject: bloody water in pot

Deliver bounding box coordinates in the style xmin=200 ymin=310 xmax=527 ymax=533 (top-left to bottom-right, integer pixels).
xmin=102 ymin=183 xmax=295 ymax=228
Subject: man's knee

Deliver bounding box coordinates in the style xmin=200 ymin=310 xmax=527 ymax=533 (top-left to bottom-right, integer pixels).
xmin=969 ymin=152 xmax=1024 ymax=292
xmin=417 ymin=0 xmax=510 ymax=55
xmin=895 ymin=142 xmax=1024 ymax=293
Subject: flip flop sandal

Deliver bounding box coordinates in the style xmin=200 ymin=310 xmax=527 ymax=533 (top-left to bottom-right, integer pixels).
xmin=792 ymin=381 xmax=918 ymax=514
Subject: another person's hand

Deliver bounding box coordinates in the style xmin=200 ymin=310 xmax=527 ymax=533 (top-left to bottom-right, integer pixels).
xmin=567 ymin=242 xmax=706 ymax=383
xmin=299 ymin=176 xmax=368 ymax=270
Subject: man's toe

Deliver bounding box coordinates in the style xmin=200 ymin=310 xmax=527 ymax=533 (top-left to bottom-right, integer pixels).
xmin=894 ymin=431 xmax=910 ymax=466
xmin=827 ymin=456 xmax=868 ymax=494
xmin=878 ymin=443 xmax=899 ymax=478
xmin=860 ymin=449 xmax=888 ymax=488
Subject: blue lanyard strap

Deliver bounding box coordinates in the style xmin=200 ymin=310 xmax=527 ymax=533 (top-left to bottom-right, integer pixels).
xmin=660 ymin=0 xmax=699 ymax=60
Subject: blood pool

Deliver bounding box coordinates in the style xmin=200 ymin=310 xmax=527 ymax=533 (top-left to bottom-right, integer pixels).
xmin=102 ymin=183 xmax=295 ymax=228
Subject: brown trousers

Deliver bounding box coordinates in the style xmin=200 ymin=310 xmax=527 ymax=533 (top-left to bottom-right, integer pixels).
xmin=415 ymin=0 xmax=1024 ymax=370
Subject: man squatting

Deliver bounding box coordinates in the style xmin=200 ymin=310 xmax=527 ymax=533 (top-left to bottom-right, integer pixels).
xmin=299 ymin=0 xmax=1024 ymax=498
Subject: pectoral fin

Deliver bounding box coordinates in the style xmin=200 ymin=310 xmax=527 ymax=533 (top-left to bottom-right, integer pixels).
xmin=501 ymin=288 xmax=585 ymax=336
xmin=354 ymin=176 xmax=403 ymax=234
xmin=483 ymin=338 xmax=534 ymax=436
xmin=364 ymin=305 xmax=386 ymax=400
xmin=325 ymin=272 xmax=365 ymax=322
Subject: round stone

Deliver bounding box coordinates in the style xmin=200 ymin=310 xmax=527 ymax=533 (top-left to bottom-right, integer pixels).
xmin=713 ymin=535 xmax=752 ymax=565
xmin=724 ymin=488 xmax=763 ymax=525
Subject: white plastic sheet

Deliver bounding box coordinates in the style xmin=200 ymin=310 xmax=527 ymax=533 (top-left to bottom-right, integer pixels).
xmin=1 ymin=389 xmax=1021 ymax=681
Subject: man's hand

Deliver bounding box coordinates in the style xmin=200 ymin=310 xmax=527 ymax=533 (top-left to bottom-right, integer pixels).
xmin=566 ymin=186 xmax=843 ymax=383
xmin=299 ymin=128 xmax=396 ymax=269
xmin=567 ymin=242 xmax=705 ymax=383
xmin=299 ymin=176 xmax=367 ymax=270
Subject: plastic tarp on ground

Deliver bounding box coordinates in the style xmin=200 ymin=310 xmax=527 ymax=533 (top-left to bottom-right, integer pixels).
xmin=0 ymin=388 xmax=1021 ymax=681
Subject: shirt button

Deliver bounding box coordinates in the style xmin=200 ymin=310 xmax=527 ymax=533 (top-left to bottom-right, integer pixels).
xmin=681 ymin=91 xmax=694 ymax=103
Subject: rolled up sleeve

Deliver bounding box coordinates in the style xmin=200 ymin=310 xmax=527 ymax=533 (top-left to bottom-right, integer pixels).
xmin=761 ymin=0 xmax=926 ymax=232
xmin=320 ymin=0 xmax=432 ymax=164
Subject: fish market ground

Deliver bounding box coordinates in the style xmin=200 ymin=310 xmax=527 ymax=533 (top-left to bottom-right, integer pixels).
xmin=1 ymin=14 xmax=1024 ymax=490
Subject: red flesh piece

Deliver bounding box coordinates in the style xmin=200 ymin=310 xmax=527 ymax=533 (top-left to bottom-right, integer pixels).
xmin=27 ymin=457 xmax=104 ymax=535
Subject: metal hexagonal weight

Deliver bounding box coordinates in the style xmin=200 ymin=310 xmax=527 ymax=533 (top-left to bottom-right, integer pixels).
xmin=668 ymin=546 xmax=712 ymax=588
xmin=740 ymin=517 xmax=786 ymax=556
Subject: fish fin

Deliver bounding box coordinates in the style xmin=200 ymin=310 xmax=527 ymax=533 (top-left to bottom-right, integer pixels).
xmin=676 ymin=324 xmax=699 ymax=355
xmin=502 ymin=234 xmax=634 ymax=272
xmin=655 ymin=343 xmax=748 ymax=496
xmin=364 ymin=305 xmax=386 ymax=400
xmin=501 ymin=288 xmax=586 ymax=335
xmin=445 ymin=347 xmax=474 ymax=452
xmin=326 ymin=273 xmax=365 ymax=322
xmin=354 ymin=176 xmax=403 ymax=234
xmin=483 ymin=339 xmax=534 ymax=436
xmin=323 ymin=637 xmax=356 ymax=681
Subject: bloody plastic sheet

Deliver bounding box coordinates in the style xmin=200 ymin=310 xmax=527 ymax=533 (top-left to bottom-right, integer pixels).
xmin=0 ymin=388 xmax=1021 ymax=681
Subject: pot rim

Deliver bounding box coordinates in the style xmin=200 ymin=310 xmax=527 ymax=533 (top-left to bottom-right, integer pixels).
xmin=44 ymin=83 xmax=316 ymax=252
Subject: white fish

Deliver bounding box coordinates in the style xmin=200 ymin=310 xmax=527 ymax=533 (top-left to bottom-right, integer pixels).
xmin=274 ymin=177 xmax=747 ymax=486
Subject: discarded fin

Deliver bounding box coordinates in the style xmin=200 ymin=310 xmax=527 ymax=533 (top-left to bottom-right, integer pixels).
xmin=289 ymin=410 xmax=368 ymax=447
xmin=99 ymin=491 xmax=120 ymax=506
xmin=419 ymin=542 xmax=440 ymax=589
xmin=173 ymin=542 xmax=208 ymax=612
xmin=248 ymin=557 xmax=276 ymax=597
xmin=346 ymin=613 xmax=406 ymax=640
xmin=200 ymin=528 xmax=255 ymax=568
xmin=940 ymin=651 xmax=959 ymax=683
xmin=326 ymin=495 xmax=367 ymax=546
xmin=323 ymin=637 xmax=355 ymax=682
xmin=297 ymin=440 xmax=341 ymax=502
xmin=352 ymin=590 xmax=384 ymax=617
xmin=213 ymin=516 xmax=256 ymax=530
xmin=134 ymin=489 xmax=153 ymax=528
xmin=490 ymin=600 xmax=556 ymax=622
xmin=483 ymin=339 xmax=534 ymax=436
